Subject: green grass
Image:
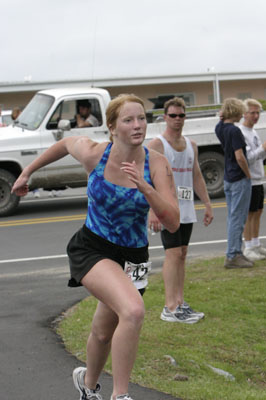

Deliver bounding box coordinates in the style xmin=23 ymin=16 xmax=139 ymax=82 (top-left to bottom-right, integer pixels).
xmin=56 ymin=257 xmax=266 ymax=400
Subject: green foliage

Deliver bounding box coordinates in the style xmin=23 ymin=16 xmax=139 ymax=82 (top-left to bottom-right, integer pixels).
xmin=258 ymin=100 xmax=266 ymax=111
xmin=57 ymin=258 xmax=266 ymax=400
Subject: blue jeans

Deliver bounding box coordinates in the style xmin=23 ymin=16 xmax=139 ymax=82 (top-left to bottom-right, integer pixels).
xmin=224 ymin=178 xmax=251 ymax=259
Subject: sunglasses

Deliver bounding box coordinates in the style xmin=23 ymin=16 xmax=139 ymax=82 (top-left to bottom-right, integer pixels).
xmin=167 ymin=113 xmax=186 ymax=119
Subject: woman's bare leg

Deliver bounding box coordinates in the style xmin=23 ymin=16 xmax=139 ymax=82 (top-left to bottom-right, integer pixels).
xmin=84 ymin=301 xmax=118 ymax=388
xmin=81 ymin=259 xmax=145 ymax=398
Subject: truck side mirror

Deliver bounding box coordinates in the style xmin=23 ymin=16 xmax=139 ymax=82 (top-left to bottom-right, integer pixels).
xmin=52 ymin=119 xmax=71 ymax=141
xmin=58 ymin=119 xmax=71 ymax=131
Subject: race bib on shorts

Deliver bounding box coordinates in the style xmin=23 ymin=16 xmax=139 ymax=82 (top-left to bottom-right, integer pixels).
xmin=125 ymin=261 xmax=152 ymax=289
xmin=177 ymin=186 xmax=193 ymax=201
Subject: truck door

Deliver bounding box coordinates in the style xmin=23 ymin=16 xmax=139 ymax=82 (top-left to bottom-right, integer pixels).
xmin=40 ymin=96 xmax=108 ymax=189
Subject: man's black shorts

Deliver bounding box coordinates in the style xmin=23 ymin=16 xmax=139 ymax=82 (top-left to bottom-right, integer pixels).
xmin=160 ymin=223 xmax=193 ymax=250
xmin=249 ymin=184 xmax=264 ymax=212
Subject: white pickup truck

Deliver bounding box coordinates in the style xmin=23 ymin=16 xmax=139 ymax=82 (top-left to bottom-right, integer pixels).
xmin=1 ymin=87 xmax=266 ymax=216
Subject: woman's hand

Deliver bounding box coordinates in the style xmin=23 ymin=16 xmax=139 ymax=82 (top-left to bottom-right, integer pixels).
xmin=120 ymin=161 xmax=148 ymax=193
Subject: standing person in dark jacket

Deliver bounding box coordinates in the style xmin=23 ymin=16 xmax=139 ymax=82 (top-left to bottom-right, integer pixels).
xmin=215 ymin=98 xmax=253 ymax=269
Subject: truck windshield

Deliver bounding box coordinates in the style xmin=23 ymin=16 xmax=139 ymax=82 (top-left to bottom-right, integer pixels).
xmin=15 ymin=94 xmax=54 ymax=130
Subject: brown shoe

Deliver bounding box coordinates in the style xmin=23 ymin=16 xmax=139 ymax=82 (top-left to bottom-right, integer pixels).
xmin=224 ymin=254 xmax=254 ymax=269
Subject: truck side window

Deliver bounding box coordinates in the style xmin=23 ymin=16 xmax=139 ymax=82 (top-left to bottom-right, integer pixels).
xmin=46 ymin=103 xmax=63 ymax=129
xmin=46 ymin=98 xmax=102 ymax=130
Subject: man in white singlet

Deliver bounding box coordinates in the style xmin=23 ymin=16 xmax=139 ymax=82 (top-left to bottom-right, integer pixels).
xmin=148 ymin=97 xmax=213 ymax=324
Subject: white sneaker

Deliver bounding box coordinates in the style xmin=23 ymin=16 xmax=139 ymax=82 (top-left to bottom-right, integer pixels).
xmin=243 ymin=247 xmax=265 ymax=261
xmin=160 ymin=306 xmax=199 ymax=324
xmin=111 ymin=396 xmax=134 ymax=400
xmin=254 ymin=245 xmax=266 ymax=256
xmin=181 ymin=302 xmax=205 ymax=320
xmin=33 ymin=190 xmax=40 ymax=198
xmin=72 ymin=367 xmax=103 ymax=400
xmin=49 ymin=190 xmax=62 ymax=197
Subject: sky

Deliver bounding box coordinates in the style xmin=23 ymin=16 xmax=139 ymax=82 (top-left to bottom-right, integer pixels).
xmin=1 ymin=0 xmax=266 ymax=84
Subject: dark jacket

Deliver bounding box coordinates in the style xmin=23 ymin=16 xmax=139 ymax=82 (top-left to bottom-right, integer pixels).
xmin=215 ymin=120 xmax=247 ymax=182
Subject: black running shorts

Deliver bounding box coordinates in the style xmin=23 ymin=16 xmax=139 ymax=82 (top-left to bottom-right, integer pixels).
xmin=67 ymin=225 xmax=149 ymax=287
xmin=160 ymin=223 xmax=193 ymax=250
xmin=249 ymin=184 xmax=264 ymax=212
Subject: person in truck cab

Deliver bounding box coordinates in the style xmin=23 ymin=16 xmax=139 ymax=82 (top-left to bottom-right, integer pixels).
xmin=76 ymin=99 xmax=99 ymax=128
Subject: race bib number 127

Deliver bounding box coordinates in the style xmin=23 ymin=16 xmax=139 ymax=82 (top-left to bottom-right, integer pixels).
xmin=177 ymin=186 xmax=193 ymax=201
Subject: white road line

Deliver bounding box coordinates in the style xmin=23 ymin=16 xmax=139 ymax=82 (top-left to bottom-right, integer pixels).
xmin=1 ymin=236 xmax=266 ymax=265
xmin=149 ymin=239 xmax=228 ymax=250
xmin=0 ymin=254 xmax=67 ymax=264
xmin=0 ymin=266 xmax=69 ymax=279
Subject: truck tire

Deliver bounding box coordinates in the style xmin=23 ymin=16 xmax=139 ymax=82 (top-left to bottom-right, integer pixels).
xmin=198 ymin=152 xmax=224 ymax=199
xmin=0 ymin=169 xmax=20 ymax=217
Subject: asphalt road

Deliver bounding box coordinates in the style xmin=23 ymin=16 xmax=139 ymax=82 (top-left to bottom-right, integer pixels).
xmin=1 ymin=188 xmax=266 ymax=400
xmin=4 ymin=187 xmax=266 ymax=266
xmin=0 ymin=188 xmax=232 ymax=264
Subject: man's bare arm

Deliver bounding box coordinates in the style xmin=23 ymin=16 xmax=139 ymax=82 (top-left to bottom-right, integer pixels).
xmin=147 ymin=138 xmax=164 ymax=154
xmin=235 ymin=148 xmax=251 ymax=179
xmin=191 ymin=140 xmax=213 ymax=226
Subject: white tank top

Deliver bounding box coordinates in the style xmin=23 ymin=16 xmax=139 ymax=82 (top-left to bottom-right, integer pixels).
xmin=158 ymin=135 xmax=197 ymax=223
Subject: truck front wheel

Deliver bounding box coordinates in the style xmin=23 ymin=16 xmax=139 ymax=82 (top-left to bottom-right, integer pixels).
xmin=198 ymin=152 xmax=224 ymax=199
xmin=0 ymin=169 xmax=20 ymax=217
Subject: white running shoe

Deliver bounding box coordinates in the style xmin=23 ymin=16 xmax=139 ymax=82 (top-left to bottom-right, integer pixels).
xmin=111 ymin=395 xmax=134 ymax=400
xmin=181 ymin=302 xmax=205 ymax=320
xmin=49 ymin=190 xmax=62 ymax=197
xmin=253 ymin=245 xmax=266 ymax=256
xmin=73 ymin=367 xmax=103 ymax=400
xmin=160 ymin=306 xmax=199 ymax=324
xmin=33 ymin=190 xmax=40 ymax=198
xmin=243 ymin=247 xmax=265 ymax=261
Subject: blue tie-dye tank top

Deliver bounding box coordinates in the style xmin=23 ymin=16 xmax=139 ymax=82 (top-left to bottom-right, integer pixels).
xmin=85 ymin=143 xmax=153 ymax=247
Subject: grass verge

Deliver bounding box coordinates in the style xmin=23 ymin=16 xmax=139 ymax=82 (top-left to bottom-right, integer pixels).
xmin=56 ymin=257 xmax=266 ymax=400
